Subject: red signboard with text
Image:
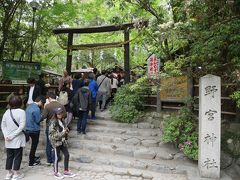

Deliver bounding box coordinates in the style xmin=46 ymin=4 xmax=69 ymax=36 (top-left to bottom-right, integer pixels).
xmin=147 ymin=54 xmax=159 ymax=77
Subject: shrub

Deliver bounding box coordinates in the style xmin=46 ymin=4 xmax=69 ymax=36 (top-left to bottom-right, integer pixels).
xmin=110 ymin=76 xmax=148 ymax=123
xmin=178 ymin=132 xmax=198 ymax=160
xmin=162 ymin=107 xmax=198 ymax=160
xmin=231 ymin=91 xmax=240 ymax=108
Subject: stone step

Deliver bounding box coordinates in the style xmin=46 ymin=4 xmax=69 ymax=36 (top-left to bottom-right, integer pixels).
xmin=70 ymin=131 xmax=161 ymax=147
xmin=1 ymin=150 xmax=232 ymax=180
xmin=21 ymin=142 xmax=192 ymax=175
xmin=0 ymin=154 xmax=188 ymax=180
xmin=68 ymin=139 xmax=174 ymax=160
xmin=67 ymin=148 xmax=193 ymax=175
xmin=87 ymin=119 xmax=156 ymax=129
xmin=70 ymin=116 xmax=158 ymax=129
xmin=25 ymin=140 xmax=177 ymax=162
xmin=68 ymin=161 xmax=188 ymax=180
xmin=85 ymin=125 xmax=161 ymax=137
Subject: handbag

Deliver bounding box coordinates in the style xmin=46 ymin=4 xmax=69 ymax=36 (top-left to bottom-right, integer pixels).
xmin=10 ymin=109 xmax=29 ymax=142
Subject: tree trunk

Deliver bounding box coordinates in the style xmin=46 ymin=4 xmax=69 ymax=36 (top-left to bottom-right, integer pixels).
xmin=0 ymin=1 xmax=22 ymax=60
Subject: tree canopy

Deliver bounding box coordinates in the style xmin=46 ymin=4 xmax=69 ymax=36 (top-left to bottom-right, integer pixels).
xmin=0 ymin=0 xmax=239 ymax=82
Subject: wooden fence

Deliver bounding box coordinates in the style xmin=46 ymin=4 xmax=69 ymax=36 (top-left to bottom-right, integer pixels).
xmin=0 ymin=84 xmax=58 ymax=108
xmin=143 ymin=76 xmax=237 ymax=119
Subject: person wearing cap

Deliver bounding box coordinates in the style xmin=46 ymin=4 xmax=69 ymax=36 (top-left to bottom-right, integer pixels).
xmin=25 ymin=96 xmax=46 ymax=166
xmin=42 ymin=92 xmax=66 ymax=166
xmin=49 ymin=107 xmax=76 ymax=179
xmin=26 ymin=78 xmax=42 ymax=106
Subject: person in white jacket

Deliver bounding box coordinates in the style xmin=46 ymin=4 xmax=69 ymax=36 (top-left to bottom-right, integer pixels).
xmin=1 ymin=95 xmax=26 ymax=180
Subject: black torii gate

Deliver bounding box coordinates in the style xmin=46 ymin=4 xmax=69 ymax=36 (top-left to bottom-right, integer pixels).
xmin=52 ymin=22 xmax=147 ymax=83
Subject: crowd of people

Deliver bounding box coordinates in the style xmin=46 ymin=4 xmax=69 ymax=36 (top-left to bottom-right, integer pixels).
xmin=1 ymin=68 xmax=125 ymax=179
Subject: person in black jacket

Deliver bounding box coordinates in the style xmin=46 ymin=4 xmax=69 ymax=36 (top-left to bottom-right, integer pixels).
xmin=36 ymin=74 xmax=47 ymax=96
xmin=26 ymin=78 xmax=42 ymax=106
xmin=72 ymin=79 xmax=91 ymax=134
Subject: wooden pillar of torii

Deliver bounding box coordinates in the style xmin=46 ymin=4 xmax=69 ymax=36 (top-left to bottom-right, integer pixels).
xmin=52 ymin=22 xmax=147 ymax=83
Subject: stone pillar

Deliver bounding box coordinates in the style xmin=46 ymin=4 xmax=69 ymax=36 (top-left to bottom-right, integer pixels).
xmin=199 ymin=74 xmax=221 ymax=179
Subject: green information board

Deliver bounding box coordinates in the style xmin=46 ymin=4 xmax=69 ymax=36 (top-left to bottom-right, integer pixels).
xmin=1 ymin=61 xmax=41 ymax=81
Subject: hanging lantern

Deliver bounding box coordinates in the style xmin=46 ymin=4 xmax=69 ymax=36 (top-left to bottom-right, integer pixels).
xmin=114 ymin=48 xmax=117 ymax=64
xmin=77 ymin=51 xmax=80 ymax=61
xmin=100 ymin=50 xmax=104 ymax=60
xmin=89 ymin=51 xmax=92 ymax=61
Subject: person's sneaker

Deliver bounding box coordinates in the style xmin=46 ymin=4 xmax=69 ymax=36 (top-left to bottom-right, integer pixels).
xmin=54 ymin=172 xmax=64 ymax=179
xmin=29 ymin=160 xmax=41 ymax=166
xmin=12 ymin=173 xmax=24 ymax=180
xmin=46 ymin=162 xmax=53 ymax=166
xmin=34 ymin=156 xmax=41 ymax=161
xmin=64 ymin=171 xmax=76 ymax=178
xmin=5 ymin=172 xmax=13 ymax=180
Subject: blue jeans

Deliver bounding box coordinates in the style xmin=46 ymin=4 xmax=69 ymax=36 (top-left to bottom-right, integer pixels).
xmin=45 ymin=129 xmax=54 ymax=163
xmin=77 ymin=110 xmax=88 ymax=133
xmin=91 ymin=98 xmax=96 ymax=119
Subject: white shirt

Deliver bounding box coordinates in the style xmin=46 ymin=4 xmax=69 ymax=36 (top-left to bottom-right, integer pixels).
xmin=97 ymin=75 xmax=111 ymax=93
xmin=111 ymin=78 xmax=118 ymax=89
xmin=1 ymin=109 xmax=26 ymax=148
xmin=27 ymin=86 xmax=35 ymax=104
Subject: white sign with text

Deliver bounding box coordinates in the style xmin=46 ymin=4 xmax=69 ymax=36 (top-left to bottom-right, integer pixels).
xmin=199 ymin=74 xmax=221 ymax=178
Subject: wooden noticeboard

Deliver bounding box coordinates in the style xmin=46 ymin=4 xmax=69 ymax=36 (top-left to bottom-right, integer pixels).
xmin=160 ymin=76 xmax=189 ymax=102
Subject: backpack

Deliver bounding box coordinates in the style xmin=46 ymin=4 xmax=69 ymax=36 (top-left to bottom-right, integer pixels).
xmin=58 ymin=91 xmax=68 ymax=105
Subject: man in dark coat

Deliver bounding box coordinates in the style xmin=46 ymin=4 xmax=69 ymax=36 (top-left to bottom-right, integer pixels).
xmin=36 ymin=74 xmax=47 ymax=96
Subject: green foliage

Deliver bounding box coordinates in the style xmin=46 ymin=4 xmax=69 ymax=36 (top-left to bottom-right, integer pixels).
xmin=231 ymin=91 xmax=240 ymax=108
xmin=179 ymin=132 xmax=198 ymax=160
xmin=221 ymin=131 xmax=240 ymax=158
xmin=162 ymin=107 xmax=198 ymax=160
xmin=110 ymin=76 xmax=148 ymax=123
xmin=1 ymin=0 xmax=240 ymax=78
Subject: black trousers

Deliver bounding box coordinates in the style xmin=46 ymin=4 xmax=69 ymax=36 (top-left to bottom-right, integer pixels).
xmin=28 ymin=131 xmax=40 ymax=164
xmin=53 ymin=145 xmax=69 ymax=173
xmin=6 ymin=147 xmax=23 ymax=171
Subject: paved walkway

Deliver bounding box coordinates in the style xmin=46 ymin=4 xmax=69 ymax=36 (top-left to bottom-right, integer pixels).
xmin=0 ymin=109 xmax=234 ymax=179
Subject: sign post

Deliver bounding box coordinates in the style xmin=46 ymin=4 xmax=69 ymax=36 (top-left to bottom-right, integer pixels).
xmin=199 ymin=74 xmax=221 ymax=179
xmin=147 ymin=54 xmax=161 ymax=112
xmin=1 ymin=61 xmax=41 ymax=84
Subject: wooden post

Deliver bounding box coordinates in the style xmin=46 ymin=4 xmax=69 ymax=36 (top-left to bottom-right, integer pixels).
xmin=157 ymin=77 xmax=161 ymax=113
xmin=157 ymin=58 xmax=161 ymax=113
xmin=124 ymin=29 xmax=130 ymax=83
xmin=187 ymin=67 xmax=194 ymax=111
xmin=66 ymin=33 xmax=73 ymax=74
xmin=236 ymin=81 xmax=240 ymax=122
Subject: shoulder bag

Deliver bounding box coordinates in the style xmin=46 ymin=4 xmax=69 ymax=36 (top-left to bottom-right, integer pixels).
xmin=10 ymin=109 xmax=29 ymax=142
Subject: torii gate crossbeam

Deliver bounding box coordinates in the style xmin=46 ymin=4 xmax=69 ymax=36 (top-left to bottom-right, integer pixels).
xmin=52 ymin=21 xmax=148 ymax=83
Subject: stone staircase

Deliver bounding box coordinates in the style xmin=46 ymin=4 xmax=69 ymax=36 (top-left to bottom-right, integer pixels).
xmin=0 ymin=110 xmax=234 ymax=180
